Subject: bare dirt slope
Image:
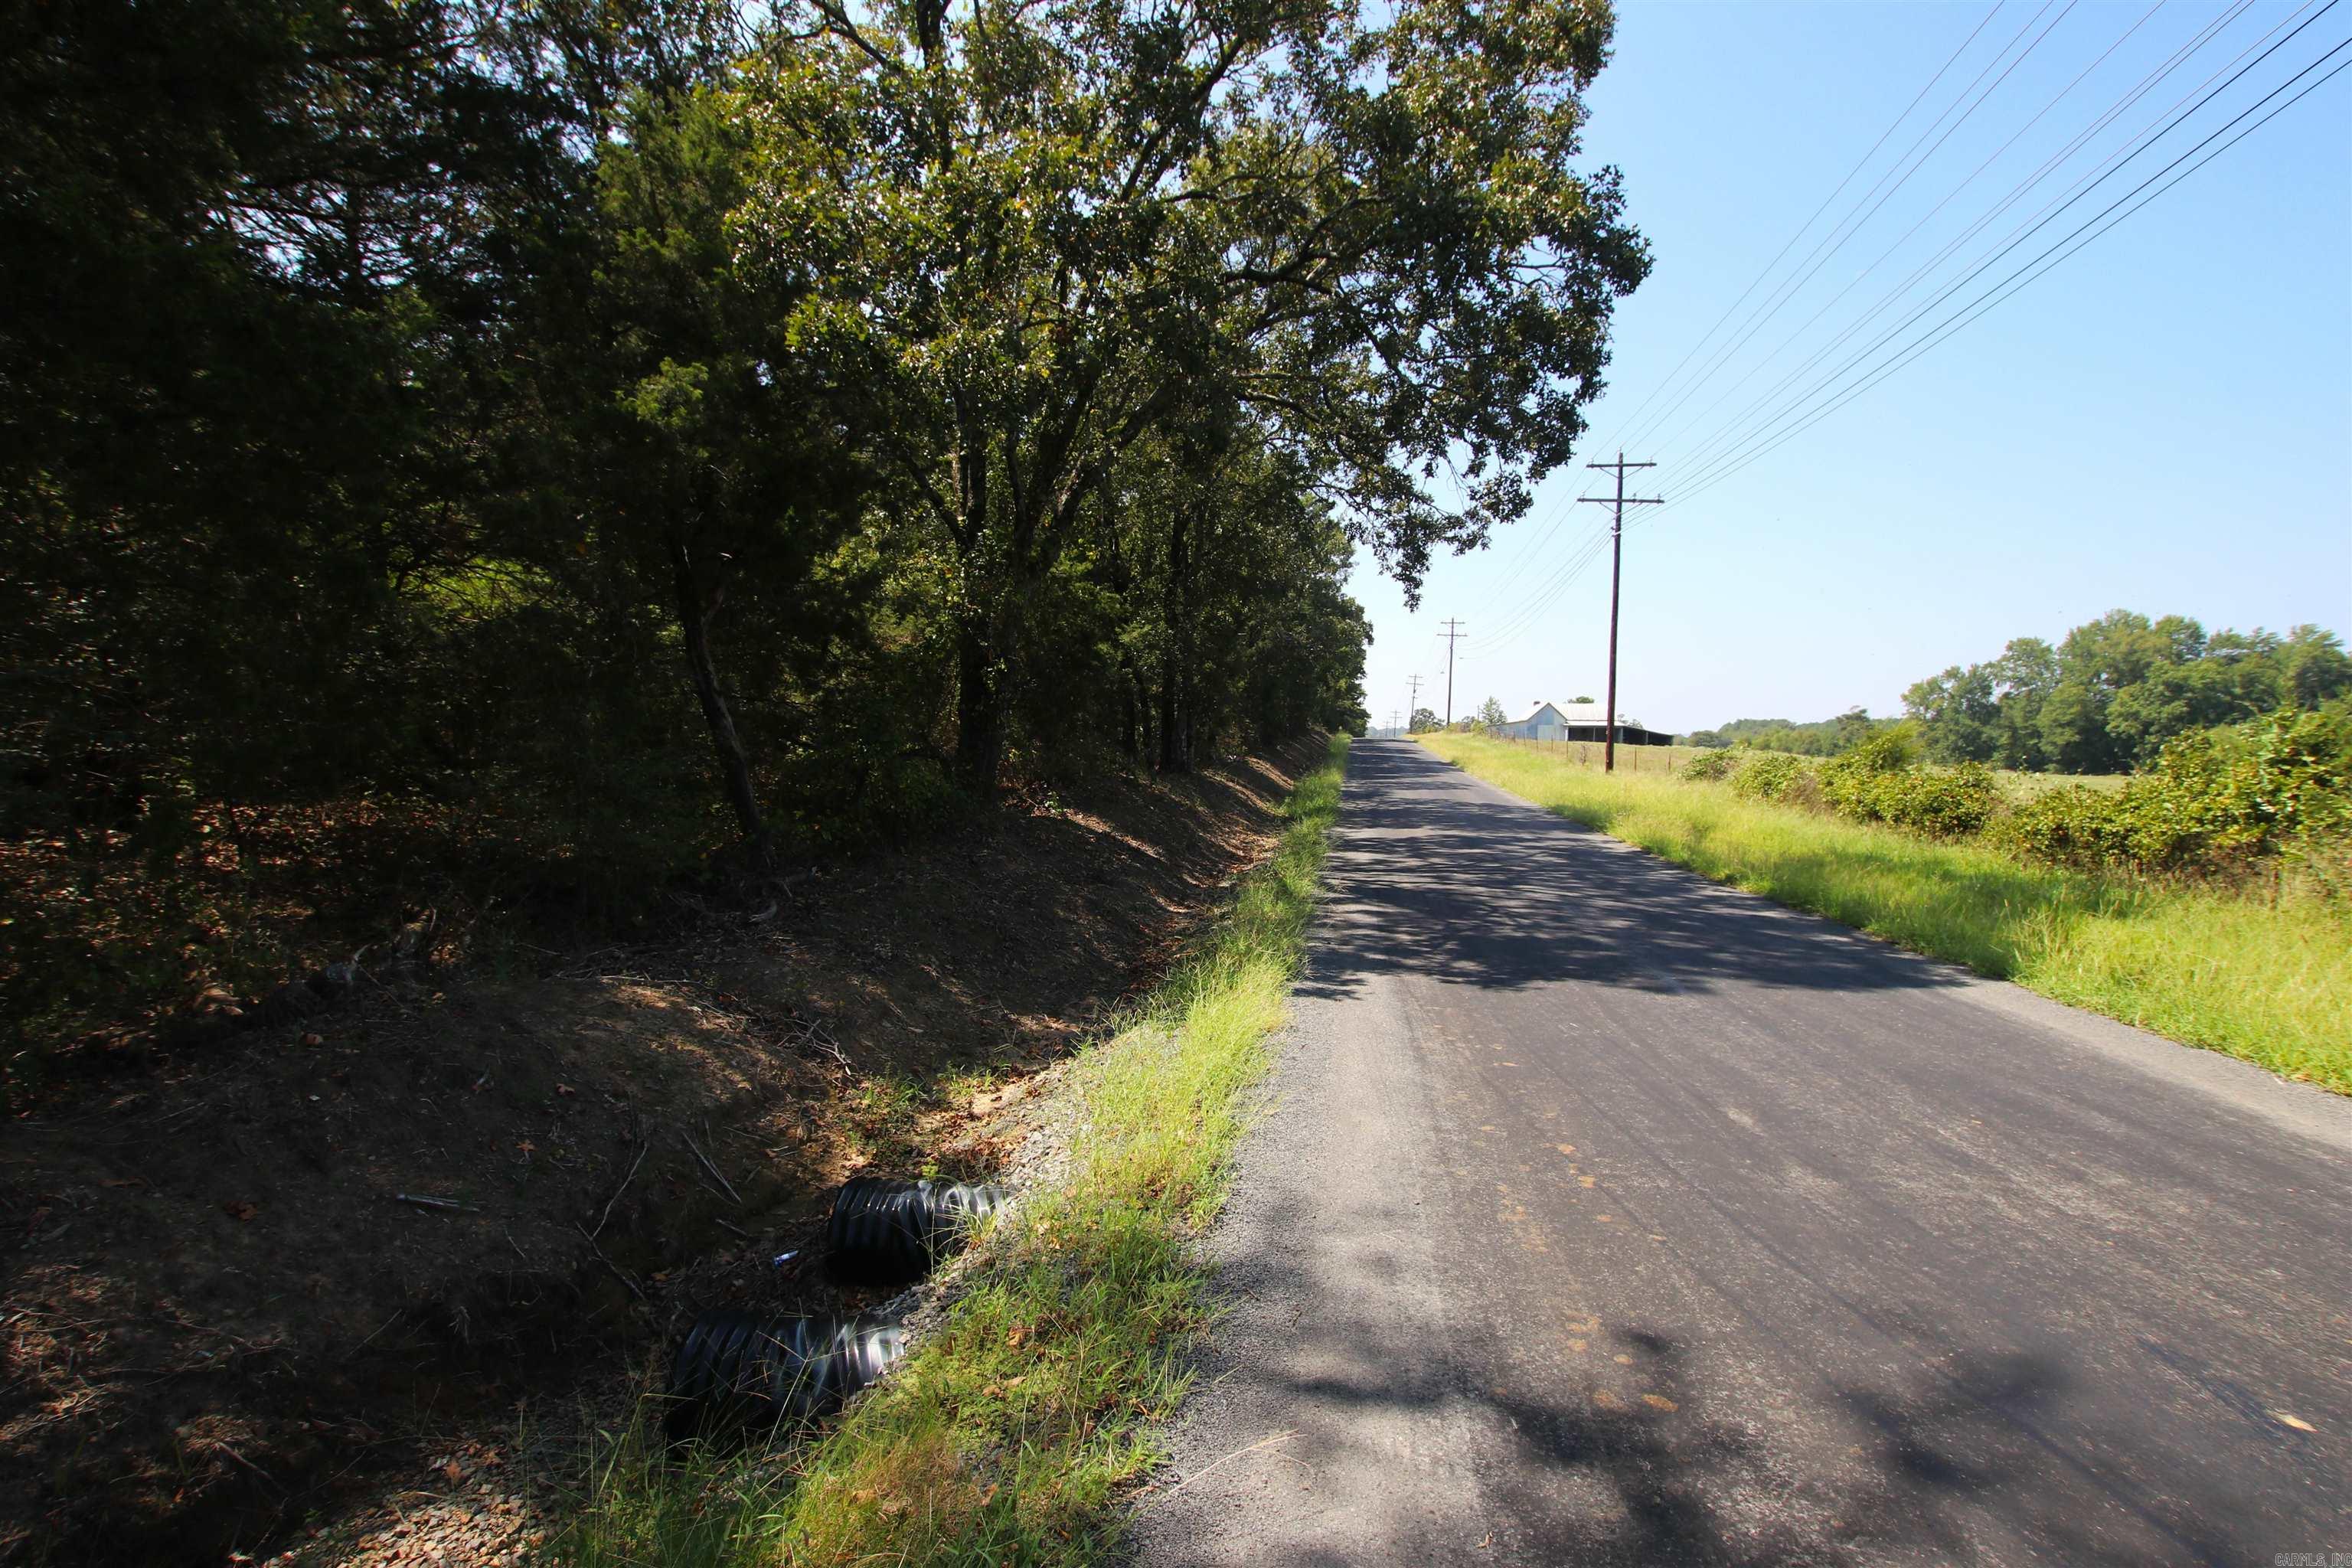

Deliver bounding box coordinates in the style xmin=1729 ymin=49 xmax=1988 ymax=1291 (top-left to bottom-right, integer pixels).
xmin=1 ymin=746 xmax=1312 ymax=1565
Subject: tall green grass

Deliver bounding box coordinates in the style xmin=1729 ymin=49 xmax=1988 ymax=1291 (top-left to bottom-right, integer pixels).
xmin=1423 ymin=733 xmax=2351 ymax=1093
xmin=560 ymin=736 xmax=1349 ymax=1567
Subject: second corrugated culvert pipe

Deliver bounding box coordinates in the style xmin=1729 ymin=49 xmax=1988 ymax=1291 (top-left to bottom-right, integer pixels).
xmin=667 ymin=1309 xmax=906 ymax=1435
xmin=827 ymin=1177 xmax=1008 ymax=1282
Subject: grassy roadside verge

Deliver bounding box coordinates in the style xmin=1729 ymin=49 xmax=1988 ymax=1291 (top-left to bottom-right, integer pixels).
xmin=564 ymin=734 xmax=1349 ymax=1566
xmin=1419 ymin=733 xmax=2351 ymax=1094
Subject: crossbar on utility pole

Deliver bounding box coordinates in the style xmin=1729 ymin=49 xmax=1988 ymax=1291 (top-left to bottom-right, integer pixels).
xmin=1440 ymin=619 xmax=1465 ymax=729
xmin=1579 ymin=453 xmax=1662 ymax=773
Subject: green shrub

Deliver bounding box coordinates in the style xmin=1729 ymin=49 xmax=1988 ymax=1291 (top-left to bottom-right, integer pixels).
xmin=1818 ymin=745 xmax=1889 ymax=820
xmin=1996 ymin=708 xmax=2352 ymax=877
xmin=1870 ymin=763 xmax=2000 ymax=839
xmin=1827 ymin=726 xmax=1920 ymax=777
xmin=1679 ymin=750 xmax=1736 ymax=782
xmin=1994 ymin=786 xmax=2130 ymax=868
xmin=1814 ymin=732 xmax=1997 ymax=840
xmin=2234 ymin=706 xmax=2352 ymax=839
xmin=1730 ymin=750 xmax=1813 ymax=804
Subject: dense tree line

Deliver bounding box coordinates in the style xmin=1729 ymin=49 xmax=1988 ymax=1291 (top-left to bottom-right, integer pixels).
xmin=1903 ymin=612 xmax=2351 ymax=774
xmin=1682 ymin=613 xmax=2349 ymax=773
xmin=2 ymin=0 xmax=1648 ymax=904
xmin=1682 ymin=710 xmax=1886 ymax=755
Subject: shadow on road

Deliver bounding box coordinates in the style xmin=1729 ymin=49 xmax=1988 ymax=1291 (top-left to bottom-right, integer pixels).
xmin=1161 ymin=1177 xmax=2247 ymax=1568
xmin=1134 ymin=741 xmax=2344 ymax=1568
xmin=1296 ymin=742 xmax=1962 ymax=1002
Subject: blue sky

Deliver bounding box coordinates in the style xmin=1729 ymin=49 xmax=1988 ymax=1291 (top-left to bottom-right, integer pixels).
xmin=1354 ymin=0 xmax=2352 ymax=734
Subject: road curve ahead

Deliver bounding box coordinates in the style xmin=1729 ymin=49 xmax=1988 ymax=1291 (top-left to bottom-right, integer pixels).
xmin=1132 ymin=740 xmax=2351 ymax=1568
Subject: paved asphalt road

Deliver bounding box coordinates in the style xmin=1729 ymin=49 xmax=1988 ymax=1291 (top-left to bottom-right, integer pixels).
xmin=1131 ymin=740 xmax=2351 ymax=1568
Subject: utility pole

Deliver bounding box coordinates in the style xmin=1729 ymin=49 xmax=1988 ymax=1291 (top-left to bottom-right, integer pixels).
xmin=1440 ymin=619 xmax=1466 ymax=729
xmin=1406 ymin=675 xmax=1423 ymax=732
xmin=1579 ymin=453 xmax=1662 ymax=773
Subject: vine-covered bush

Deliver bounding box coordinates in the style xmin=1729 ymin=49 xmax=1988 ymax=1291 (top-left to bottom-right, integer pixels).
xmin=1678 ymin=749 xmax=1737 ymax=782
xmin=1817 ymin=730 xmax=1911 ymax=818
xmin=1658 ymin=704 xmax=2350 ymax=890
xmin=1994 ymin=708 xmax=2352 ymax=875
xmin=1859 ymin=764 xmax=2000 ymax=838
xmin=1730 ymin=750 xmax=1815 ymax=804
xmin=1815 ymin=729 xmax=1998 ymax=838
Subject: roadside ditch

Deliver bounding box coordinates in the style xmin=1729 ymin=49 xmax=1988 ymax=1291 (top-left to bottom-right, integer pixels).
xmin=0 ymin=742 xmax=1327 ymax=1566
xmin=562 ymin=734 xmax=1348 ymax=1568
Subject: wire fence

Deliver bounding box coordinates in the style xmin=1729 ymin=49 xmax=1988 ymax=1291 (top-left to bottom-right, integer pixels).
xmin=1494 ymin=736 xmax=1718 ymax=774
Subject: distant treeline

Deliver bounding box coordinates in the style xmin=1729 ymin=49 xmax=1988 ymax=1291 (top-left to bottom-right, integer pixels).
xmin=1684 ymin=612 xmax=2352 ymax=774
xmin=1683 ymin=713 xmax=1882 ymax=756
xmin=1903 ymin=612 xmax=2350 ymax=773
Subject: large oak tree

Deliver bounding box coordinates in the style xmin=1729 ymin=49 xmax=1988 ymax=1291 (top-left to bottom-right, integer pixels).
xmin=733 ymin=0 xmax=1647 ymax=789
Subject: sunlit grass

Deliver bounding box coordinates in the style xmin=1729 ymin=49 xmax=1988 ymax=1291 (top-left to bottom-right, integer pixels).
xmin=559 ymin=737 xmax=1349 ymax=1566
xmin=1423 ymin=733 xmax=2351 ymax=1094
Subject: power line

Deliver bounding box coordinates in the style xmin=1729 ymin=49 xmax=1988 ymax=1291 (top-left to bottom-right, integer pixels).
xmin=1478 ymin=516 xmax=1610 ymax=639
xmin=1472 ymin=2 xmax=2343 ymax=679
xmin=1484 ymin=1 xmax=2029 ymax=648
xmin=1656 ymin=0 xmax=2324 ymax=492
xmin=1663 ymin=0 xmax=2341 ymax=485
xmin=1656 ymin=36 xmax=2352 ymax=514
xmin=1475 ymin=522 xmax=1615 ymax=655
xmin=1638 ymin=0 xmax=2181 ymax=469
xmin=1458 ymin=487 xmax=1610 ymax=639
xmin=1661 ymin=15 xmax=2350 ymax=505
xmin=1619 ymin=0 xmax=2079 ymax=456
xmin=1583 ymin=2 xmax=2007 ymax=462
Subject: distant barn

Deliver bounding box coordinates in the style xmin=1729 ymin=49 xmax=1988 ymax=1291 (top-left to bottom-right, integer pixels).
xmin=1494 ymin=700 xmax=1673 ymax=747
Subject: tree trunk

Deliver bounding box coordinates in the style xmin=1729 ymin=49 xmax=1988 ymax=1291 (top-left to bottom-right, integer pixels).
xmin=1158 ymin=505 xmax=1192 ymax=773
xmin=1158 ymin=664 xmax=1190 ymax=772
xmin=1119 ymin=647 xmax=1143 ymax=760
xmin=953 ymin=621 xmax=1006 ymax=795
xmin=1099 ymin=467 xmax=1145 ymax=763
xmin=668 ymin=537 xmax=773 ymax=868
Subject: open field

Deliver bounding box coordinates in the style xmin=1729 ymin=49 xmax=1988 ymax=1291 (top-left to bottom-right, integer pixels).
xmin=1422 ymin=733 xmax=2352 ymax=1094
xmin=1997 ymin=766 xmax=2131 ymax=796
xmin=565 ymin=737 xmax=1350 ymax=1566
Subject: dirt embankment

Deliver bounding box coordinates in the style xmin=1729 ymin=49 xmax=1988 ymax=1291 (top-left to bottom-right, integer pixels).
xmin=0 ymin=746 xmax=1313 ymax=1565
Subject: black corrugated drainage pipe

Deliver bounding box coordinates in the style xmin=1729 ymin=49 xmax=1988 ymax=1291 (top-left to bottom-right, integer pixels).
xmin=826 ymin=1177 xmax=1008 ymax=1283
xmin=666 ymin=1310 xmax=906 ymax=1436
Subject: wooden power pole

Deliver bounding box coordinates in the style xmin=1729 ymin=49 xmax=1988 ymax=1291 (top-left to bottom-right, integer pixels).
xmin=1406 ymin=674 xmax=1423 ymax=731
xmin=1579 ymin=453 xmax=1661 ymax=773
xmin=1441 ymin=619 xmax=1466 ymax=729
